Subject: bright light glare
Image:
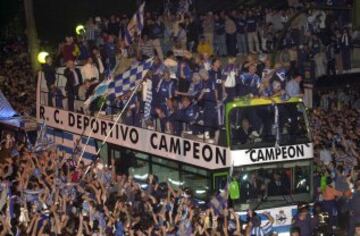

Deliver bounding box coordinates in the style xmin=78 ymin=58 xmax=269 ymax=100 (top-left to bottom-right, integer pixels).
xmin=134 ymin=174 xmax=148 ymax=180
xmin=242 ymin=174 xmax=248 ymax=180
xmin=195 ymin=190 xmax=206 ymax=194
xmin=75 ymin=25 xmax=86 ymax=35
xmin=168 ymin=178 xmax=184 ymax=186
xmin=278 ymin=232 xmax=290 ymax=236
xmin=37 ymin=51 xmax=49 ymax=64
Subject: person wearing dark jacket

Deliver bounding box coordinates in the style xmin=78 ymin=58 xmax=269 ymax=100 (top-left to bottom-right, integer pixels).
xmin=347 ymin=180 xmax=360 ymax=236
xmin=291 ymin=204 xmax=316 ymax=236
xmin=42 ymin=56 xmax=56 ymax=106
xmin=64 ymin=60 xmax=83 ymax=111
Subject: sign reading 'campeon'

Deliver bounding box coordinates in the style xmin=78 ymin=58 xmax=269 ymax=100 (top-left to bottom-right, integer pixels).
xmin=231 ymin=143 xmax=313 ymax=166
xmin=38 ymin=106 xmax=229 ymax=169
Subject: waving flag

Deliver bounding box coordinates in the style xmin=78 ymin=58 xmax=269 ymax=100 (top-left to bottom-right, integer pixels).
xmin=0 ymin=90 xmax=17 ymax=119
xmin=124 ymin=2 xmax=145 ymax=46
xmin=85 ymin=58 xmax=154 ymax=107
xmin=84 ymin=76 xmax=112 ymax=107
xmin=143 ymin=79 xmax=153 ymax=120
xmin=107 ymin=58 xmax=153 ymax=101
xmin=33 ymin=121 xmax=54 ymax=152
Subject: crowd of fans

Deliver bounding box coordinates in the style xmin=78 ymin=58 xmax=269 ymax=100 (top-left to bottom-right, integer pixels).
xmin=0 ymin=147 xmax=275 ymax=236
xmin=40 ymin=1 xmax=355 ymax=144
xmin=0 ymin=38 xmax=36 ymax=116
xmin=1 ymin=1 xmax=360 ymax=236
xmin=1 ymin=84 xmax=360 ymax=235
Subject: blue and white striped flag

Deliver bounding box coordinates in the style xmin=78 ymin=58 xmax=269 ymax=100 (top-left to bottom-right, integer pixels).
xmin=125 ymin=2 xmax=145 ymax=46
xmin=143 ymin=79 xmax=153 ymax=120
xmin=85 ymin=58 xmax=153 ymax=107
xmin=0 ymin=90 xmax=17 ymax=119
xmin=83 ymin=75 xmax=113 ymax=107
xmin=33 ymin=122 xmax=54 ymax=152
xmin=107 ymin=58 xmax=154 ymax=101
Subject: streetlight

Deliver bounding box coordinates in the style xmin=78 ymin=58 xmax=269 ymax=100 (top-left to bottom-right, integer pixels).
xmin=75 ymin=24 xmax=86 ymax=35
xmin=37 ymin=51 xmax=49 ymax=64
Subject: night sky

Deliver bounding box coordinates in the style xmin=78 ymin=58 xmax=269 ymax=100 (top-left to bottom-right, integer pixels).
xmin=0 ymin=0 xmax=287 ymax=45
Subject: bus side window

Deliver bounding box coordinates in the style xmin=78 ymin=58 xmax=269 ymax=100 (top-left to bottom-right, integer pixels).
xmin=213 ymin=173 xmax=228 ymax=191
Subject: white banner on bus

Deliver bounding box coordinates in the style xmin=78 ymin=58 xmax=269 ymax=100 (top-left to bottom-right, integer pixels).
xmin=38 ymin=106 xmax=230 ymax=169
xmin=231 ymin=143 xmax=313 ymax=166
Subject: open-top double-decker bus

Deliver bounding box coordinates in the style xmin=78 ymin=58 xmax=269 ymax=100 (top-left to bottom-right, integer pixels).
xmin=37 ymin=72 xmax=313 ymax=235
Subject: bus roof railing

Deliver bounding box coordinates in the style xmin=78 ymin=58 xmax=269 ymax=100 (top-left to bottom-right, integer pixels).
xmin=226 ymin=96 xmax=303 ymax=110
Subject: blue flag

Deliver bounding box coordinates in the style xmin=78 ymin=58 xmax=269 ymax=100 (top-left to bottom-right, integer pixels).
xmin=33 ymin=122 xmax=54 ymax=152
xmin=125 ymin=2 xmax=145 ymax=46
xmin=107 ymin=58 xmax=154 ymax=101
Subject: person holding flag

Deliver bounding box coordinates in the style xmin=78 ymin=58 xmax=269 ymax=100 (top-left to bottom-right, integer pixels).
xmin=124 ymin=2 xmax=146 ymax=47
xmin=80 ymin=57 xmax=154 ymax=164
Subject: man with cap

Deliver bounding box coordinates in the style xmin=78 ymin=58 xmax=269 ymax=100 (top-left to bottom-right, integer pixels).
xmin=198 ymin=69 xmax=218 ymax=141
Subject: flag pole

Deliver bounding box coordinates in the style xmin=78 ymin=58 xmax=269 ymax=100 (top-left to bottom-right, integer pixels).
xmin=80 ymin=80 xmax=143 ymax=177
xmin=95 ymin=80 xmax=143 ymax=156
xmin=76 ymin=98 xmax=107 ymax=166
xmin=76 ymin=57 xmax=115 ymax=165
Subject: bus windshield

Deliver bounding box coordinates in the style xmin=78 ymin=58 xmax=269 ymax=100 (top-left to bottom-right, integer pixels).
xmin=229 ymin=102 xmax=310 ymax=149
xmin=232 ymin=160 xmax=313 ymax=211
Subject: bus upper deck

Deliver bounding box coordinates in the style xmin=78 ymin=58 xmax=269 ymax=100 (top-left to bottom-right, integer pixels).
xmin=37 ymin=73 xmax=313 ymax=219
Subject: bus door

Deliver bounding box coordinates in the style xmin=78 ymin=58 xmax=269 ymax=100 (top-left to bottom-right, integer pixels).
xmin=212 ymin=171 xmax=228 ymax=192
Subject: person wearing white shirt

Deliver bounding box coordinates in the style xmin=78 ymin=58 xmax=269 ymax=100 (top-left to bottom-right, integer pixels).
xmin=91 ymin=48 xmax=105 ymax=80
xmin=81 ymin=57 xmax=99 ymax=82
xmin=320 ymin=145 xmax=332 ymax=166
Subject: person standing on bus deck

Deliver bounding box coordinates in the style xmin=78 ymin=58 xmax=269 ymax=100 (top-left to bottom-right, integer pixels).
xmin=64 ymin=60 xmax=83 ymax=111
xmin=285 ymin=72 xmax=303 ymax=98
xmin=176 ymin=58 xmax=192 ymax=93
xmin=223 ymin=57 xmax=238 ymax=103
xmin=209 ymin=58 xmax=224 ymax=125
xmin=184 ymin=73 xmax=203 ymax=100
xmin=154 ymin=69 xmax=175 ymax=130
xmin=42 ymin=55 xmax=56 ymax=107
xmin=122 ymin=93 xmax=141 ymax=127
xmin=155 ymin=69 xmax=176 ymax=107
xmin=237 ymin=63 xmax=261 ymax=97
xmin=104 ymin=35 xmax=117 ymax=72
xmin=198 ymin=69 xmax=218 ymax=141
xmin=209 ymin=58 xmax=223 ymax=102
xmin=155 ymin=98 xmax=176 ymax=133
xmin=171 ymin=96 xmax=200 ymax=136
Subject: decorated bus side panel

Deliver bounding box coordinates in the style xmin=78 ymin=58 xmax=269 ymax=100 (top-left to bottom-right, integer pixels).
xmin=239 ymin=205 xmax=298 ymax=235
